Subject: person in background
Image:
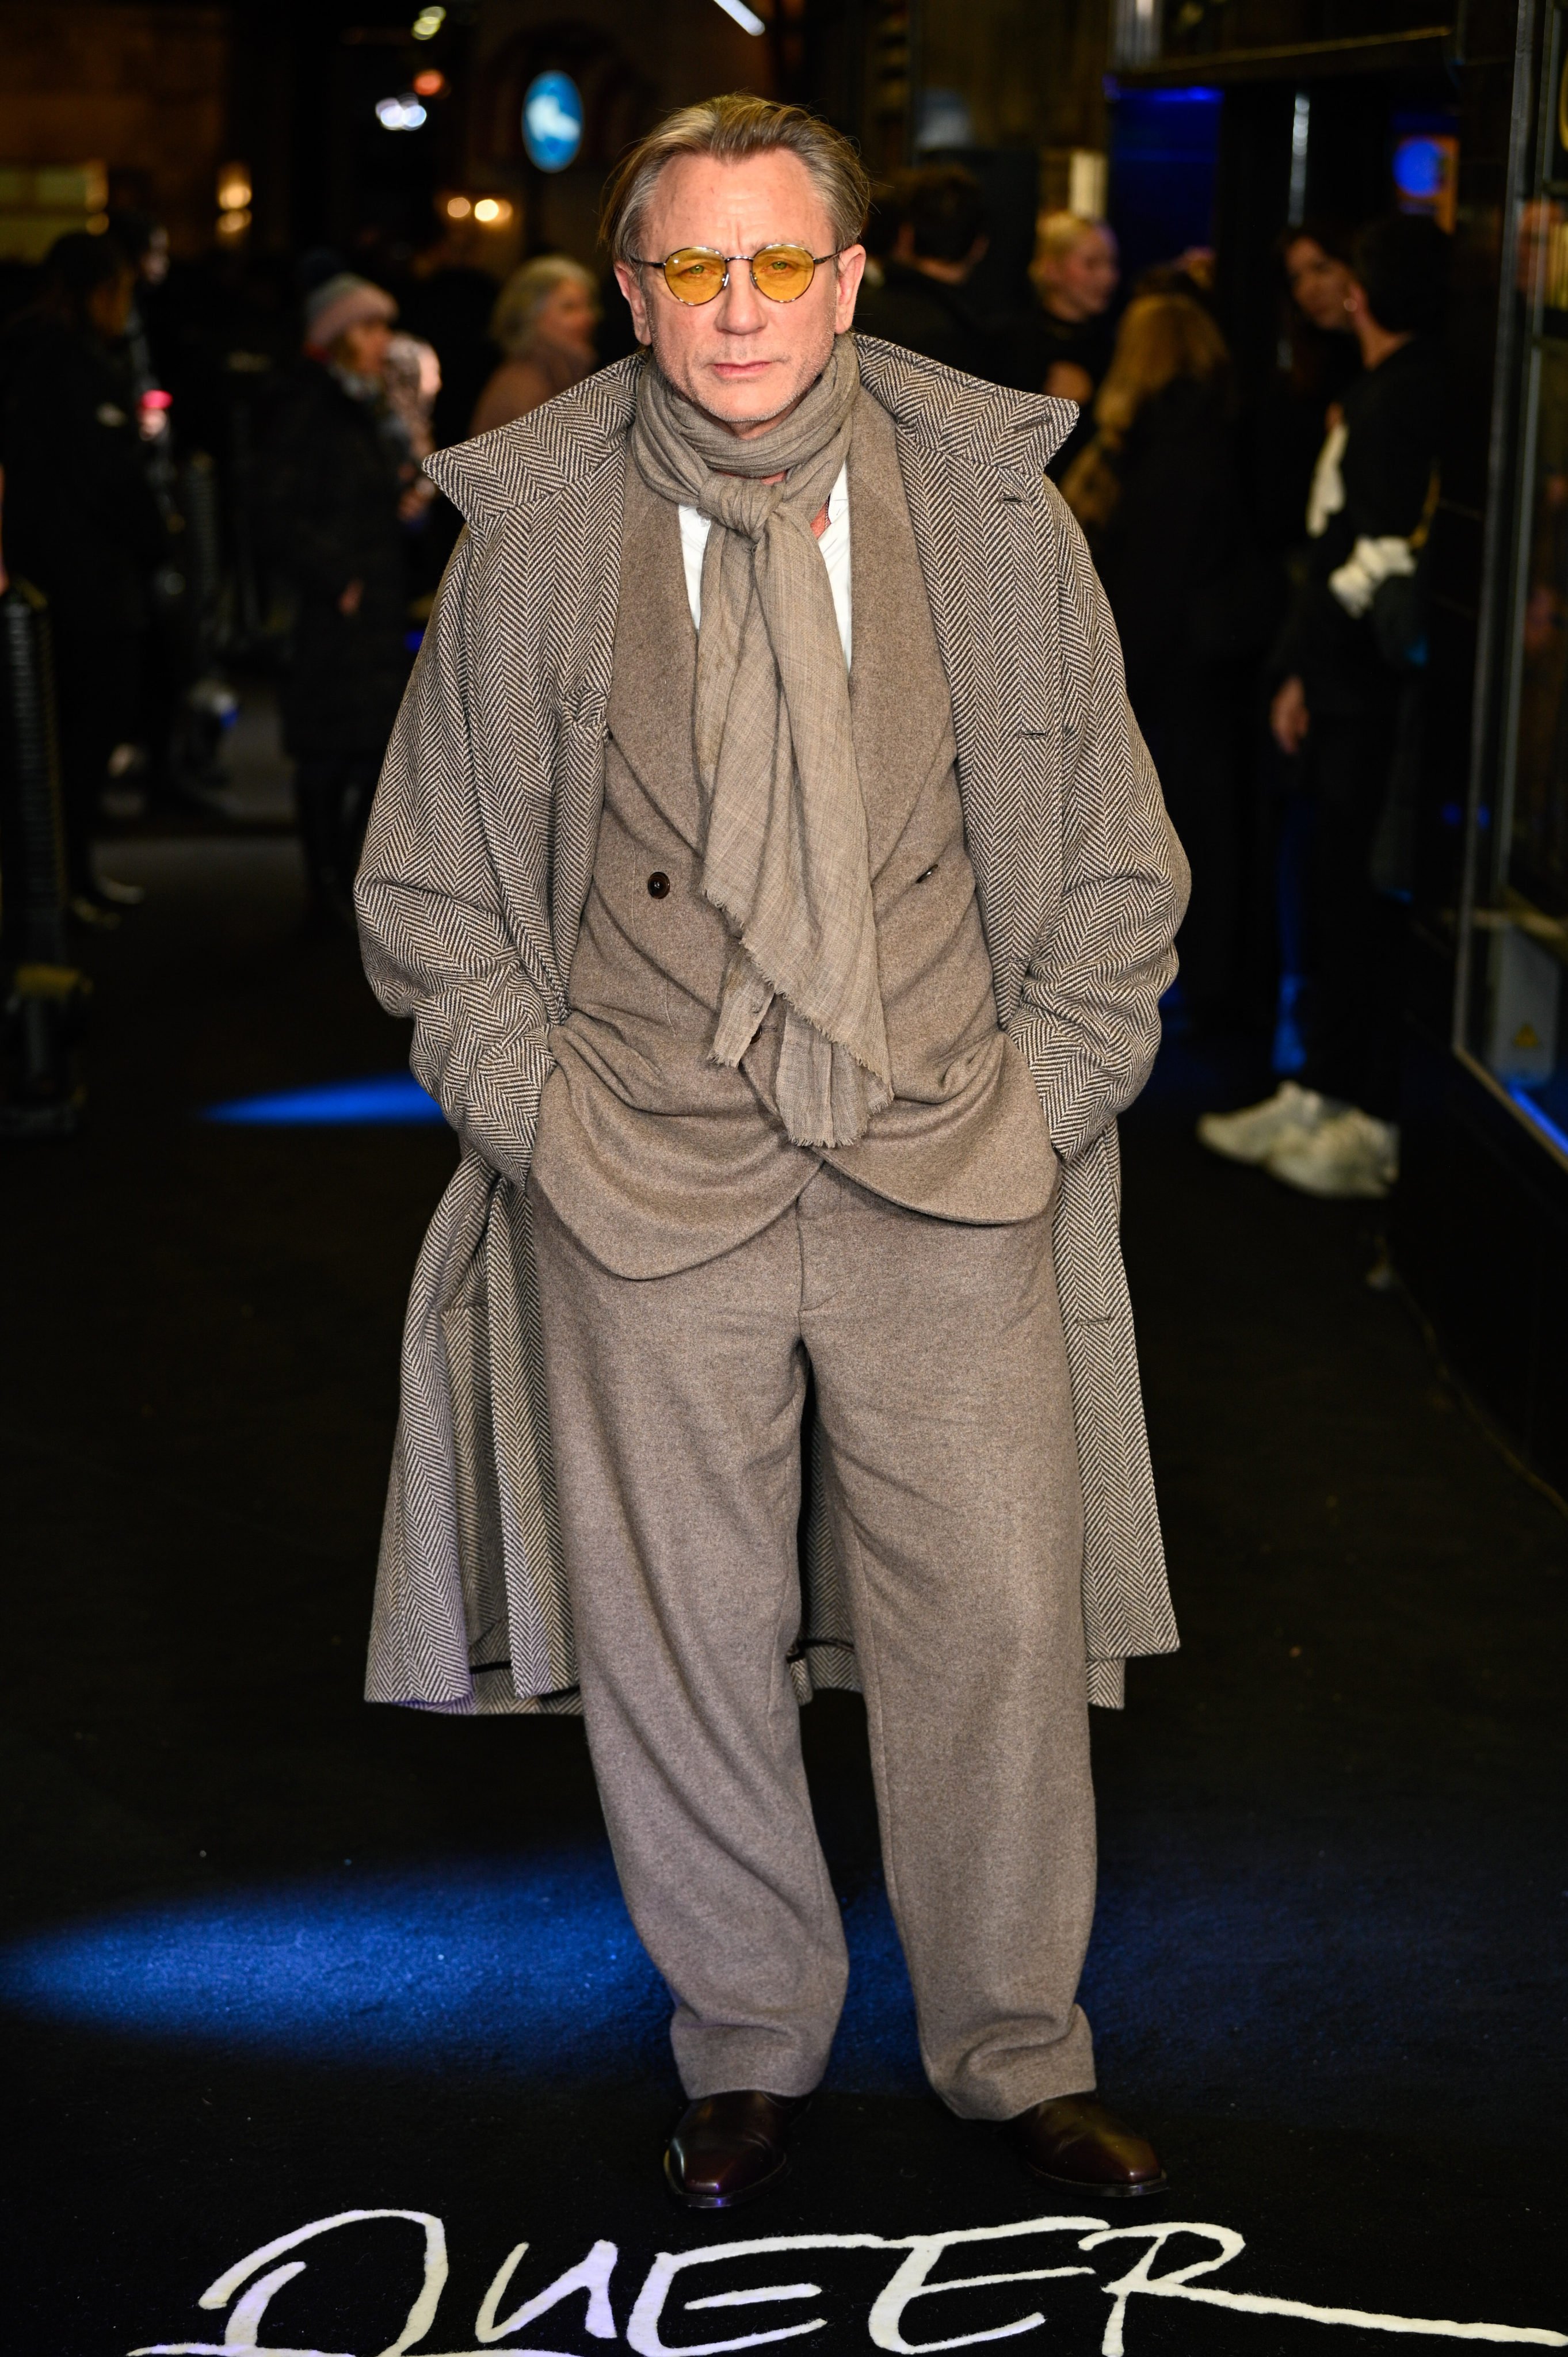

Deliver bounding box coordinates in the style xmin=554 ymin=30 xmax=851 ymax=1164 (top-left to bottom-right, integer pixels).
xmin=106 ymin=208 xmax=173 ymax=444
xmin=1238 ymin=221 xmax=1362 ymax=1082
xmin=261 ymin=272 xmax=411 ymax=934
xmin=853 ymin=163 xmax=997 ymax=375
xmin=0 ymin=230 xmax=163 ymax=921
xmin=383 ymin=331 xmax=442 ymax=471
xmin=1199 ymin=212 xmax=1449 ymax=1200
xmin=1062 ymin=293 xmax=1269 ymax=1026
xmin=1025 ymin=212 xmax=1119 ymax=406
xmin=470 ymin=256 xmax=600 ymax=434
xmin=383 ymin=329 xmax=445 ymax=558
xmin=1246 ymin=219 xmax=1361 ymax=556
xmin=105 ymin=208 xmax=185 ymax=822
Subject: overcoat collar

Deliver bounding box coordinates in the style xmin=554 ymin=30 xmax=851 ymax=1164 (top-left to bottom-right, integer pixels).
xmin=426 ymin=336 xmax=1077 ymax=531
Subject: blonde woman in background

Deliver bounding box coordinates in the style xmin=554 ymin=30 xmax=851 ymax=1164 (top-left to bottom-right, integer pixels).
xmin=470 ymin=255 xmax=601 ymax=433
xmin=1028 ymin=211 xmax=1119 ymax=405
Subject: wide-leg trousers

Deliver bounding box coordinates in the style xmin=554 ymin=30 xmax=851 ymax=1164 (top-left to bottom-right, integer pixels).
xmin=528 ymin=1161 xmax=1096 ymax=2119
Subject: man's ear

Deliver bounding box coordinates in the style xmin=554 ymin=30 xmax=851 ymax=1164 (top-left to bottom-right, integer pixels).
xmin=834 ymin=243 xmax=867 ymax=334
xmin=613 ymin=260 xmax=653 ymax=348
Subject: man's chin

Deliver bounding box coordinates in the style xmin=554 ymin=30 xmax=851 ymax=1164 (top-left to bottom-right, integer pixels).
xmin=670 ymin=365 xmax=807 ymax=433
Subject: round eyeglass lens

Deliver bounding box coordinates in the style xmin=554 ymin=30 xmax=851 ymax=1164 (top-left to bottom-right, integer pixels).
xmin=750 ymin=245 xmax=816 ymax=299
xmin=662 ymin=250 xmax=729 ymax=303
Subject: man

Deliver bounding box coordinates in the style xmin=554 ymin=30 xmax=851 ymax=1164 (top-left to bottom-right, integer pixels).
xmin=854 ymin=163 xmax=998 ymax=376
xmin=357 ymin=94 xmax=1187 ymax=2209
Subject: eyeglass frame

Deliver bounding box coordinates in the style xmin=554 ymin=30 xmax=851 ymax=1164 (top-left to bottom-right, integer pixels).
xmin=628 ymin=243 xmax=845 ymax=305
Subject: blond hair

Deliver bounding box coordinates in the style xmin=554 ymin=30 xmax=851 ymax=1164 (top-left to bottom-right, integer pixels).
xmin=1033 ymin=210 xmax=1112 ymax=279
xmin=490 ymin=255 xmax=598 ymax=356
xmin=599 ymin=93 xmax=871 ymax=265
xmin=1060 ymin=292 xmax=1229 ymax=534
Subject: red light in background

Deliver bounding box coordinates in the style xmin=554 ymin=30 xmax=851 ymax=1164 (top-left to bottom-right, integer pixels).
xmin=412 ymin=69 xmax=446 ymax=97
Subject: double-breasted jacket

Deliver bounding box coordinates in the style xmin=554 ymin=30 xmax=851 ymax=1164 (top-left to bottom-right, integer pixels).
xmin=355 ymin=336 xmax=1189 ymax=1718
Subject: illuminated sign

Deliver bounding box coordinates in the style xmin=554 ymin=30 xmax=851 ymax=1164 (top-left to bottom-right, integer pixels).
xmin=1392 ymin=132 xmax=1458 ymax=232
xmin=523 ymin=71 xmax=583 ymax=172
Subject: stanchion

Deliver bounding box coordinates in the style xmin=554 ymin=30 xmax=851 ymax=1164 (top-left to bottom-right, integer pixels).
xmin=0 ymin=581 xmax=88 ymax=1138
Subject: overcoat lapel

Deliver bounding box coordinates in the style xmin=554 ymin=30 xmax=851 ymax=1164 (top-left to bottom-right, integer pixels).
xmin=603 ymin=466 xmax=703 ymax=843
xmin=846 ymin=395 xmax=957 ymax=876
xmin=853 ymin=337 xmax=1070 ymax=1031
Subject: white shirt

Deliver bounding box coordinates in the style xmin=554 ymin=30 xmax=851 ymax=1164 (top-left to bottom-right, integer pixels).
xmin=678 ymin=462 xmax=852 ymax=665
xmin=1306 ymin=419 xmax=1348 ymax=539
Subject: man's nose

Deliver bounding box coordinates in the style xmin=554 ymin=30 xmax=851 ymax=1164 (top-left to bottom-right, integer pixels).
xmin=715 ymin=263 xmax=766 ymax=331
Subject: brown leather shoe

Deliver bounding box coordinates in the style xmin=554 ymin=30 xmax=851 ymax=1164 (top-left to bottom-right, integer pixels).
xmin=665 ymin=2090 xmax=810 ymax=2210
xmin=1008 ymin=2093 xmax=1167 ymax=2196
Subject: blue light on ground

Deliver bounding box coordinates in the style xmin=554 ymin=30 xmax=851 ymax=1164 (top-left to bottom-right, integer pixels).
xmin=0 ymin=1837 xmax=1521 ymax=2124
xmin=0 ymin=1854 xmax=922 ymax=2091
xmin=204 ymin=1074 xmax=445 ymax=1127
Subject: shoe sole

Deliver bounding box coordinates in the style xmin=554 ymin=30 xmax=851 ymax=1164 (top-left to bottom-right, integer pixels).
xmin=1019 ymin=2158 xmax=1169 ymax=2198
xmin=1196 ymin=1128 xmax=1285 ymax=1165
xmin=1268 ymin=1165 xmax=1391 ymax=1200
xmin=663 ymin=2148 xmax=791 ymax=2210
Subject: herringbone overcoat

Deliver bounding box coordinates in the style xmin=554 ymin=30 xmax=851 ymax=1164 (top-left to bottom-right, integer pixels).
xmin=356 ymin=337 xmax=1188 ymax=1718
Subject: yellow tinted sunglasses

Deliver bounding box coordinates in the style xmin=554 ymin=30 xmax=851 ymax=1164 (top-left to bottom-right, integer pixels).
xmin=633 ymin=243 xmax=840 ymax=306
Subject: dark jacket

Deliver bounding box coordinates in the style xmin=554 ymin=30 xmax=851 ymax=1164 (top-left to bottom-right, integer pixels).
xmin=1089 ymin=375 xmax=1270 ymax=705
xmin=1081 ymin=374 xmax=1269 ymax=1018
xmin=1242 ymin=331 xmax=1361 ymax=556
xmin=1271 ymin=334 xmax=1441 ymax=714
xmin=1006 ymin=302 xmax=1116 ymax=400
xmin=854 ymin=260 xmax=1000 ymax=379
xmin=261 ymin=357 xmax=410 ymax=760
xmin=0 ymin=315 xmax=164 ymax=633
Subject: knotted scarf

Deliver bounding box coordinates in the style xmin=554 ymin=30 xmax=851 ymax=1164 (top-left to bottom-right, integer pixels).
xmin=631 ymin=335 xmax=890 ymax=1149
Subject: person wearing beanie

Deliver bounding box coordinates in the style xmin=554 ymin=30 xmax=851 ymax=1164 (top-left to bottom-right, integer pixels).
xmin=302 ymin=272 xmax=397 ymax=362
xmin=260 ymin=272 xmax=409 ymax=930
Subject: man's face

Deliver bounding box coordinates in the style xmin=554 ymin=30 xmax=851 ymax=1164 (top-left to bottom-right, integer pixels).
xmin=613 ymin=148 xmax=865 ymax=439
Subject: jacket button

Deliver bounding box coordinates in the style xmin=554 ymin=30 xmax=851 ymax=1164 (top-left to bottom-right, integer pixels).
xmin=647 ymin=871 xmax=670 ymax=898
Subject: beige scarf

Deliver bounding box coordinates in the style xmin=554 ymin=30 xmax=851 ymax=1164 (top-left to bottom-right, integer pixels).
xmin=631 ymin=335 xmax=890 ymax=1149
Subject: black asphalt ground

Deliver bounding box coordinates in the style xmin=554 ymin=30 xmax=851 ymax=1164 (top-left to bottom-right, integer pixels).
xmin=2 ymin=806 xmax=1564 ymax=2357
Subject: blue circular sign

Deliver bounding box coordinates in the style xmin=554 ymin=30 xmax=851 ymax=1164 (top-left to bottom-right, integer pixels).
xmin=1393 ymin=136 xmax=1446 ymax=201
xmin=523 ymin=72 xmax=583 ymax=173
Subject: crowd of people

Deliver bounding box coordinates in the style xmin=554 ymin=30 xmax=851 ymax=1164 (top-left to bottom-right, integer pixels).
xmin=0 ymin=222 xmax=608 ymax=935
xmin=0 ymin=166 xmax=1447 ymax=1197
